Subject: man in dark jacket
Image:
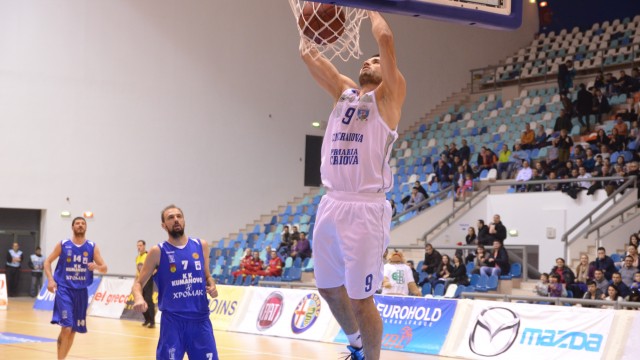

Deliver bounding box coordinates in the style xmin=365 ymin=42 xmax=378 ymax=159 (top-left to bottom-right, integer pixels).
xmin=590 ymin=247 xmax=618 ymax=281
xmin=480 ymin=240 xmax=510 ymax=277
xmin=576 ymin=83 xmax=593 ymax=133
xmin=420 ymin=244 xmax=442 ymax=285
xmin=487 ymin=214 xmax=507 ymax=244
xmin=477 ymin=219 xmax=492 ymax=246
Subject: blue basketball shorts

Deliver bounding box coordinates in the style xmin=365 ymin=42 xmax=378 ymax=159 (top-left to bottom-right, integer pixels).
xmin=156 ymin=311 xmax=219 ymax=360
xmin=51 ymin=286 xmax=89 ymax=333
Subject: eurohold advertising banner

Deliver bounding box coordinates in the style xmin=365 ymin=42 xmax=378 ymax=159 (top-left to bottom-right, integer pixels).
xmin=334 ymin=295 xmax=457 ymax=354
xmin=229 ymin=287 xmax=339 ymax=342
xmin=88 ymin=277 xmax=135 ymax=318
xmin=33 ymin=277 xmax=102 ymax=311
xmin=455 ymin=300 xmax=614 ymax=360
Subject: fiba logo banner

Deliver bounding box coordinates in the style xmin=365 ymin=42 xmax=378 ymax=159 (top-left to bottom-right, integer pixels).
xmin=291 ymin=293 xmax=321 ymax=334
xmin=0 ymin=274 xmax=7 ymax=310
xmin=256 ymin=291 xmax=284 ymax=331
xmin=469 ymin=307 xmax=520 ymax=356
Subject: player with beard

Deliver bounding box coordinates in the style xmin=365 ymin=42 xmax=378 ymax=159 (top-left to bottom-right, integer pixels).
xmin=44 ymin=217 xmax=108 ymax=360
xmin=132 ymin=204 xmax=219 ymax=360
xmin=300 ymin=11 xmax=405 ymax=360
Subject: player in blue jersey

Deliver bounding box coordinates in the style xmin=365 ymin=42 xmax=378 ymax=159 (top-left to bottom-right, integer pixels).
xmin=132 ymin=204 xmax=219 ymax=360
xmin=43 ymin=217 xmax=108 ymax=360
xmin=300 ymin=11 xmax=405 ymax=360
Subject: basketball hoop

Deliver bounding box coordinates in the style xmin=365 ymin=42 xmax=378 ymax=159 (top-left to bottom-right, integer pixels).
xmin=289 ymin=1 xmax=368 ymax=62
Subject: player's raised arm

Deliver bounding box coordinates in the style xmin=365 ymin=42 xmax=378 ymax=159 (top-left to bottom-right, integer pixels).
xmin=132 ymin=245 xmax=160 ymax=312
xmin=368 ymin=11 xmax=406 ymax=130
xmin=301 ymin=45 xmax=358 ymax=103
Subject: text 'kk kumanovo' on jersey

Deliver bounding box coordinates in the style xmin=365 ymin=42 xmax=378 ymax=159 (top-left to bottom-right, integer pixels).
xmin=53 ymin=239 xmax=95 ymax=289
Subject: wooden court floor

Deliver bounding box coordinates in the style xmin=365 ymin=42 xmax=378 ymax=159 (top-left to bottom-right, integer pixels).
xmin=0 ymin=297 xmax=451 ymax=359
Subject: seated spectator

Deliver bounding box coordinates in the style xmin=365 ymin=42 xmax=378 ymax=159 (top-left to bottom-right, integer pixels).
xmin=477 ymin=147 xmax=498 ymax=173
xmin=593 ymin=71 xmax=605 ymax=90
xmin=615 ymin=70 xmax=639 ymax=96
xmin=553 ymin=108 xmax=573 ymax=133
xmin=593 ymin=269 xmax=609 ymax=295
xmin=437 ymin=254 xmax=470 ymax=291
xmin=627 ymin=244 xmax=639 ymax=268
xmin=277 ymin=226 xmax=293 ymax=259
xmin=406 ymin=260 xmax=419 ymax=285
xmin=527 ymin=168 xmax=546 ymax=192
xmin=629 ymin=120 xmax=639 ymax=143
xmin=433 ymin=159 xmax=452 ymax=190
xmin=576 ymin=83 xmax=593 ymax=133
xmin=630 ymin=234 xmax=640 ymax=249
xmin=414 ymin=180 xmax=428 ymax=199
xmin=534 ymin=273 xmax=550 ymax=297
xmin=603 ymin=72 xmax=617 ymax=97
xmin=520 ymin=123 xmax=536 ymax=150
xmin=582 ymin=280 xmax=604 ymax=307
xmin=583 ymin=148 xmax=596 ymax=172
xmin=496 ymin=144 xmax=512 ymax=180
xmin=570 ymin=254 xmax=591 ymax=298
xmin=419 ymin=244 xmax=442 ymax=286
xmin=603 ymin=285 xmax=620 ymax=308
xmin=430 ymin=254 xmax=454 ymax=289
xmin=456 ymin=173 xmax=474 ymax=200
xmin=548 ymin=274 xmax=567 ymax=297
xmin=406 ymin=186 xmax=426 ymax=212
xmin=577 ymin=166 xmax=593 ymax=190
xmin=514 ymin=160 xmax=532 ymax=191
xmin=469 ymin=245 xmax=487 ymax=274
xmin=232 ymin=249 xmax=254 ymax=279
xmin=507 ymin=143 xmax=529 ymax=178
xmin=465 ymin=226 xmax=477 ymax=246
xmin=550 ymin=257 xmax=576 ymax=286
xmin=449 ymin=142 xmax=460 ymax=160
xmin=572 ymin=144 xmax=587 ymax=162
xmin=609 ymin=127 xmax=626 ymax=152
xmin=290 ymin=225 xmax=301 ymax=241
xmin=246 ymin=251 xmax=264 ymax=277
xmin=480 ymin=240 xmax=510 ymax=278
xmin=458 ymin=139 xmax=471 ymax=162
xmin=544 ymin=171 xmax=560 ymax=191
xmin=611 ymin=272 xmax=631 ymax=299
xmin=381 ymin=250 xmax=421 ymax=296
xmin=557 ymin=160 xmax=575 ymax=179
xmin=534 ymin=124 xmax=549 ymax=148
xmin=258 ymin=250 xmax=283 ymax=277
xmin=630 ymin=272 xmax=640 ymax=291
xmin=290 ymin=232 xmax=311 ymax=261
xmin=619 ymin=256 xmax=638 ymax=287
xmin=614 ymin=115 xmax=629 ymax=137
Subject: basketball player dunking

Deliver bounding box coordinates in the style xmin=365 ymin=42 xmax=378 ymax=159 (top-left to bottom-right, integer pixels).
xmin=132 ymin=205 xmax=219 ymax=360
xmin=300 ymin=11 xmax=405 ymax=360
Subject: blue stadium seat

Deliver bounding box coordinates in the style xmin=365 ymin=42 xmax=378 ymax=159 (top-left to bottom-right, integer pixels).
xmin=421 ymin=282 xmax=432 ymax=296
xmin=510 ymin=263 xmax=522 ymax=278
xmin=466 ymin=262 xmax=474 ymax=276
xmin=433 ymin=283 xmax=445 ymax=297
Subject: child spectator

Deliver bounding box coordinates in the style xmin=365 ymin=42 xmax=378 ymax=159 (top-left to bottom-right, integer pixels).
xmin=548 ymin=274 xmax=567 ymax=297
xmin=582 ymin=280 xmax=604 ymax=308
xmin=535 ymin=273 xmax=550 ymax=297
xmin=456 ymin=173 xmax=473 ymax=200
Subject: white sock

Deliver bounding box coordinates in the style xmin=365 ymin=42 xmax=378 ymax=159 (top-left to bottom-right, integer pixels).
xmin=346 ymin=331 xmax=363 ymax=348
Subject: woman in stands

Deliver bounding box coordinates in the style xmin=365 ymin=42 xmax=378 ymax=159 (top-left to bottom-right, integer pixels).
xmin=470 ymin=245 xmax=487 ymax=274
xmin=550 ymin=258 xmax=576 ymax=290
xmin=629 ymin=233 xmax=639 ymax=248
xmin=430 ymin=254 xmax=453 ymax=289
xmin=591 ymin=129 xmax=610 ymax=149
xmin=446 ymin=255 xmax=470 ymax=288
xmin=603 ymin=284 xmax=620 ymax=308
xmin=626 ymin=244 xmax=639 ymax=268
xmin=609 ymin=127 xmax=626 ymax=152
xmin=568 ymin=254 xmax=590 ymax=298
xmin=465 ymin=227 xmax=477 ymax=245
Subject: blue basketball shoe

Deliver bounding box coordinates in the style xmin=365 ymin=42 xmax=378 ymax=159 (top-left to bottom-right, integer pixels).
xmin=345 ymin=345 xmax=365 ymax=360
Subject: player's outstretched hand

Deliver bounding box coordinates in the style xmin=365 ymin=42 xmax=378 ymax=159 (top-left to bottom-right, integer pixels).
xmin=47 ymin=279 xmax=57 ymax=293
xmin=132 ymin=299 xmax=148 ymax=313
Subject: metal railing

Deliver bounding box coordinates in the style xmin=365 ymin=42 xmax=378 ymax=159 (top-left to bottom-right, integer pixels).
xmin=469 ymin=40 xmax=640 ymax=93
xmin=391 ymin=185 xmax=454 ymax=224
xmin=585 ymin=197 xmax=640 ymax=240
xmin=460 ymin=291 xmax=640 ymax=309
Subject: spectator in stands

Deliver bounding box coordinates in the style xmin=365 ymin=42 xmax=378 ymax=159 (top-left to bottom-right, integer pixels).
xmin=548 ymin=274 xmax=567 ymax=298
xmin=615 ymin=70 xmax=639 ymax=96
xmin=593 ymin=72 xmax=605 ymax=90
xmin=497 ymin=144 xmax=512 ymax=179
xmin=259 ymin=250 xmax=283 ymax=277
xmin=458 ymin=139 xmax=471 ymax=162
xmin=290 ymin=225 xmax=300 ymax=241
xmin=603 ymin=285 xmax=620 ymax=307
xmin=582 ymin=280 xmax=604 ymax=306
xmin=545 ymin=171 xmax=560 ymax=191
xmin=247 ymin=251 xmax=264 ymax=278
xmin=569 ymin=254 xmax=591 ymax=298
xmin=611 ymin=272 xmax=631 ymax=299
xmin=604 ymin=72 xmax=617 ymax=97
xmin=508 ymin=143 xmax=529 ymax=179
xmin=487 ymin=214 xmax=507 ymax=244
xmin=420 ymin=244 xmax=442 ymax=286
xmin=469 ymin=245 xmax=487 ymax=274
xmin=631 ymin=272 xmax=640 ymax=291
xmin=514 ymin=160 xmax=532 ymax=192
xmin=627 ymin=244 xmax=639 ymax=268
xmin=277 ymin=227 xmax=293 ymax=260
xmin=433 ymin=159 xmax=452 ymax=190
xmin=477 ymin=147 xmax=498 ymax=173
xmin=465 ymin=226 xmax=477 ymax=246
xmin=440 ymin=144 xmax=450 ymax=159
xmin=449 ymin=142 xmax=460 ymax=160
xmin=527 ymin=168 xmax=546 ymax=192
xmin=593 ymin=269 xmax=609 ymax=295
xmin=614 ymin=115 xmax=629 ymax=138
xmin=609 ymin=127 xmax=626 ymax=152
xmin=406 ymin=260 xmax=419 ymax=285
xmin=480 ymin=240 xmax=509 ymax=278
xmin=620 ymin=256 xmax=638 ymax=287
xmin=534 ymin=125 xmax=549 ymax=148
xmin=584 ymin=148 xmax=596 ymax=172
xmin=591 ymin=129 xmax=611 ymax=150
xmin=431 ymin=254 xmax=454 ymax=289
xmin=414 ymin=180 xmax=428 ymax=199
xmin=550 ymin=258 xmax=575 ymax=287
xmin=592 ymin=88 xmax=611 ymax=125
xmin=557 ymin=160 xmax=575 ymax=179
xmin=389 ymin=199 xmax=397 ymax=218
xmin=557 ymin=59 xmax=575 ymax=95
xmin=534 ymin=273 xmax=550 ymax=297
xmin=232 ymin=249 xmax=254 ymax=280
xmin=553 ymin=108 xmax=573 ymax=133
xmin=520 ymin=123 xmax=535 ymax=150
xmin=443 ymin=254 xmax=470 ymax=289
xmin=572 ymin=144 xmax=587 ymax=162
xmin=547 ymin=139 xmax=560 ymax=169
xmin=576 ymin=84 xmax=594 ymax=133
xmin=556 ymin=128 xmax=573 ymax=163
xmin=456 ymin=173 xmax=474 ymax=200
xmin=629 ymin=120 xmax=639 ymax=144
xmin=406 ymin=186 xmax=426 ymax=212
xmin=577 ymin=166 xmax=593 ymax=190
xmin=381 ymin=250 xmax=421 ymax=297
xmin=290 ymin=232 xmax=311 ymax=262
xmin=477 ymin=220 xmax=492 ymax=246
xmin=630 ymin=234 xmax=640 ymax=249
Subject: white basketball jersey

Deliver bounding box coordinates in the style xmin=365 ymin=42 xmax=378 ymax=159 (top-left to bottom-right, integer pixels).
xmin=320 ymin=88 xmax=398 ymax=193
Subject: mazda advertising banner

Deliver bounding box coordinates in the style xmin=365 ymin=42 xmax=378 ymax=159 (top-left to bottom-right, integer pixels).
xmin=335 ymin=295 xmax=457 ymax=355
xmin=33 ymin=277 xmax=102 ymax=311
xmin=455 ymin=300 xmax=614 ymax=360
xmin=229 ymin=287 xmax=339 ymax=342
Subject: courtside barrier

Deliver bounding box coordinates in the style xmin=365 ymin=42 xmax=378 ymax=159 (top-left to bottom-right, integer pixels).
xmin=88 ymin=277 xmax=135 ymax=318
xmin=335 ymin=295 xmax=457 ymax=354
xmin=33 ymin=277 xmax=102 ymax=311
xmin=208 ymin=285 xmax=246 ymax=331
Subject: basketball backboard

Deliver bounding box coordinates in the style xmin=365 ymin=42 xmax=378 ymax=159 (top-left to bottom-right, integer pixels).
xmin=316 ymin=0 xmax=522 ymax=30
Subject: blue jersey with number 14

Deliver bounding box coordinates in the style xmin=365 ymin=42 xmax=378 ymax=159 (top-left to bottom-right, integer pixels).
xmin=53 ymin=239 xmax=95 ymax=289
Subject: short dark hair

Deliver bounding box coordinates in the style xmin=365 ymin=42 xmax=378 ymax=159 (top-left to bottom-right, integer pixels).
xmin=72 ymin=217 xmax=86 ymax=226
xmin=478 ymin=219 xmax=485 ymax=226
xmin=597 ymin=247 xmax=606 ymax=253
xmin=161 ymin=204 xmax=183 ymax=222
xmin=550 ymin=274 xmax=561 ymax=280
xmin=137 ymin=240 xmax=146 ymax=245
xmin=586 ymin=280 xmax=596 ymax=286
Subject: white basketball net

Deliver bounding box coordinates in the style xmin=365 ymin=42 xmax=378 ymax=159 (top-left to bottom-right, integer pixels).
xmin=288 ymin=1 xmax=368 ymax=62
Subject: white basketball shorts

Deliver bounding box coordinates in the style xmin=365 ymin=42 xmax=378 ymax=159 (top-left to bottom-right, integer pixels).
xmin=313 ymin=191 xmax=391 ymax=299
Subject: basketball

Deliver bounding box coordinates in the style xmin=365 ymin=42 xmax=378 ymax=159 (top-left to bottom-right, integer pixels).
xmin=298 ymin=2 xmax=346 ymax=46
